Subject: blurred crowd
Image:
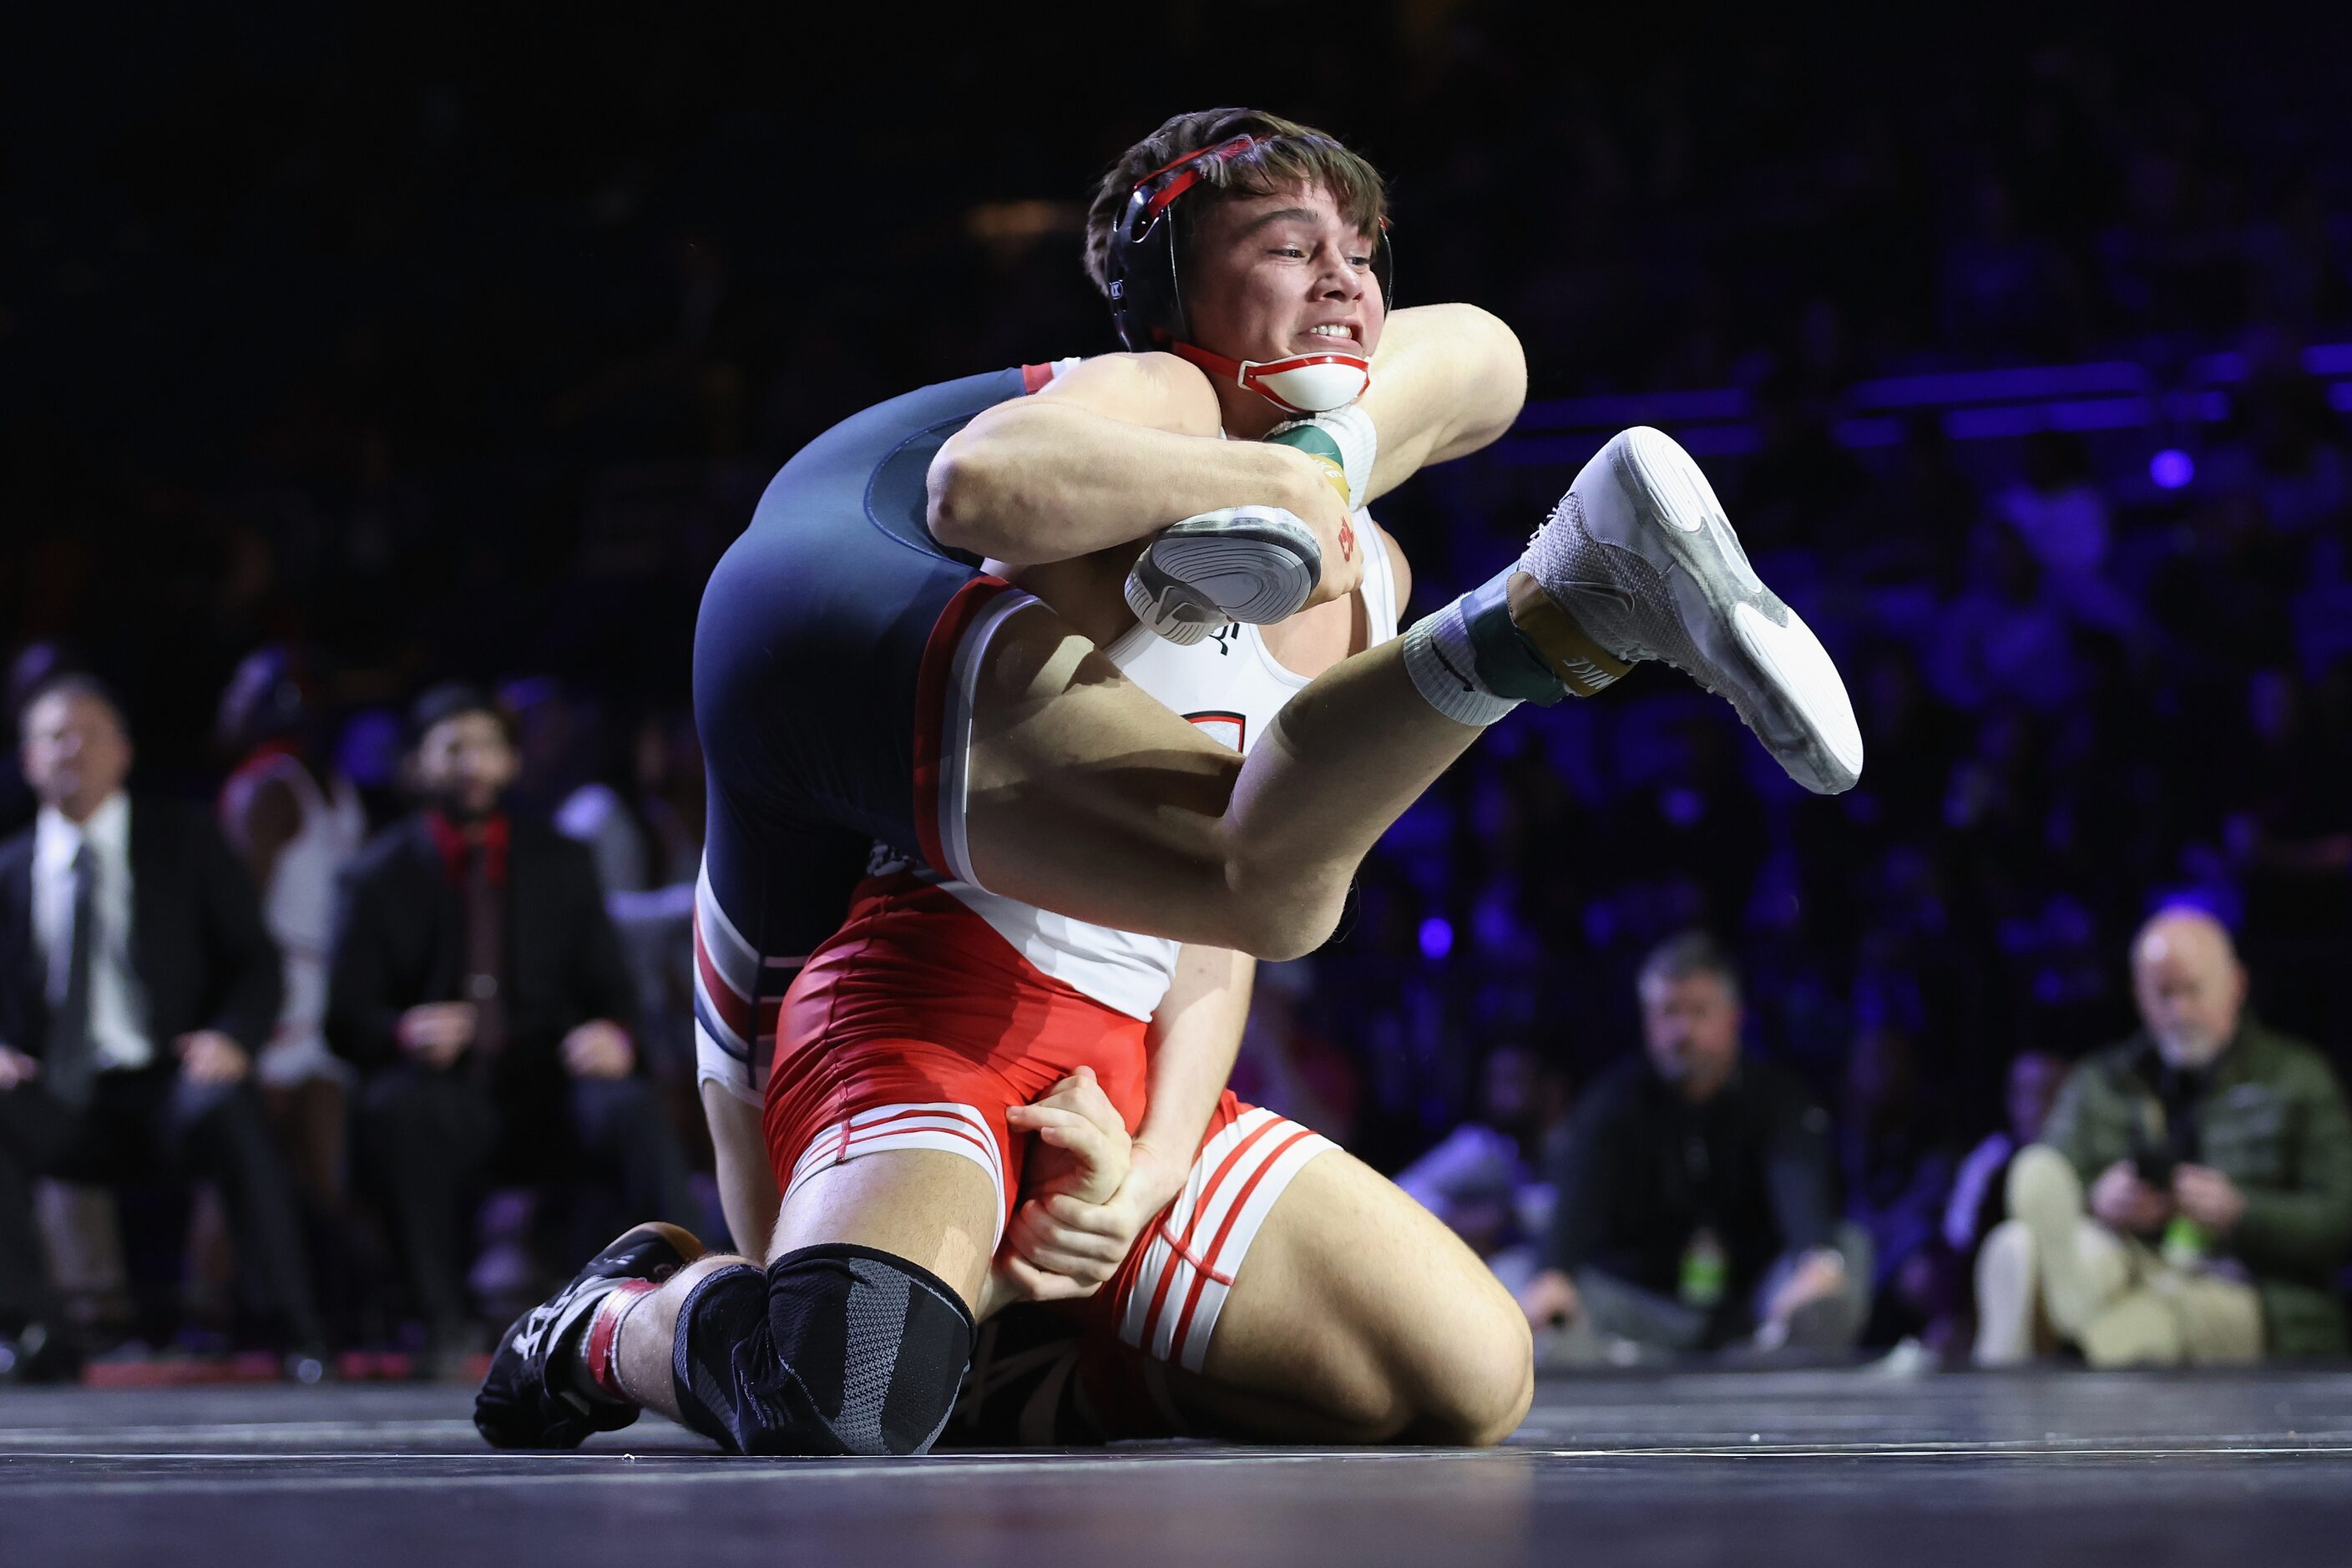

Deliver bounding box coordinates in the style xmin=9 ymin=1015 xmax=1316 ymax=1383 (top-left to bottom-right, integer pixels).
xmin=8 ymin=7 xmax=2352 ymax=1375
xmin=0 ymin=664 xmax=709 ymax=1378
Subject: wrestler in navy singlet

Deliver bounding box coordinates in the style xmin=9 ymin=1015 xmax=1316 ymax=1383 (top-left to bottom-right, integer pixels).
xmin=690 ymin=362 xmax=1066 ymax=1099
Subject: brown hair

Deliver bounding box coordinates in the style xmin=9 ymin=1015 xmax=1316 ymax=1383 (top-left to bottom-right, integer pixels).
xmin=1082 ymin=109 xmax=1388 ymax=301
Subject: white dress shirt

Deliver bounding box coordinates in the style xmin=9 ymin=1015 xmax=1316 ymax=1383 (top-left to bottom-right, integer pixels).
xmin=32 ymin=792 xmax=154 ymax=1072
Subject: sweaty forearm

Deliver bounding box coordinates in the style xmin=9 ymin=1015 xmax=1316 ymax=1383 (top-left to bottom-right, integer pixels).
xmin=1132 ymin=948 xmax=1256 ymax=1197
xmin=930 ymin=405 xmax=1319 ymax=565
xmin=1358 ymin=303 xmax=1526 ymax=500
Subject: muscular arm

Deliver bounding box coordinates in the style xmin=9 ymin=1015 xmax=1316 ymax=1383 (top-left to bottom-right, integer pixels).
xmin=1128 ymin=944 xmax=1257 ymax=1206
xmin=929 ymin=352 xmax=1321 ymax=564
xmin=928 ymin=304 xmax=1527 ymax=565
xmin=1357 ymin=302 xmax=1526 ymax=502
xmin=987 ymin=943 xmax=1256 ymax=1313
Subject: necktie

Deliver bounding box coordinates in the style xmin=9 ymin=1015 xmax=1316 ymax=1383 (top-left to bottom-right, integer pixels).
xmin=48 ymin=843 xmax=98 ymax=1109
xmin=462 ymin=843 xmax=507 ymax=1058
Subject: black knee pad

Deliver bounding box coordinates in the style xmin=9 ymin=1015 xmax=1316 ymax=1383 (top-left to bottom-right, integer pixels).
xmin=672 ymin=1244 xmax=975 ymax=1457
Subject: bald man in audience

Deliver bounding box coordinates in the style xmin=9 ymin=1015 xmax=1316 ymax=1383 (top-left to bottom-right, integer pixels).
xmin=1975 ymin=906 xmax=2352 ymax=1366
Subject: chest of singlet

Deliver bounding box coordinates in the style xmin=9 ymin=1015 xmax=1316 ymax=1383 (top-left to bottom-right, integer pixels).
xmin=922 ymin=523 xmax=1400 ymax=1018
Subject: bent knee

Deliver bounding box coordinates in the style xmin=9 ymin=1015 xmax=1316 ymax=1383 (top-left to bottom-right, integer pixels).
xmin=675 ymin=1247 xmax=975 ymax=1456
xmin=1405 ymin=1302 xmax=1535 ymax=1447
xmin=1980 ymin=1217 xmax=2034 ymax=1270
xmin=1213 ymin=877 xmax=1348 ymax=962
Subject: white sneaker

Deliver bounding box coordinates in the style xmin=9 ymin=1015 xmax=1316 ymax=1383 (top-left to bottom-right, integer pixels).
xmin=1518 ymin=427 xmax=1864 ymax=795
xmin=1124 ymin=507 xmax=1320 ymax=645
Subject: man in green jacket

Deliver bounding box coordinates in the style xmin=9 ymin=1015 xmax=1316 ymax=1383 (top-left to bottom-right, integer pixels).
xmin=1976 ymin=905 xmax=2352 ymax=1365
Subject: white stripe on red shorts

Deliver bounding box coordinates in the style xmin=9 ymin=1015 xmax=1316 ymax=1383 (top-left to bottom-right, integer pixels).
xmin=783 ymin=1101 xmax=1008 ymax=1249
xmin=1117 ymin=1106 xmax=1334 ymax=1373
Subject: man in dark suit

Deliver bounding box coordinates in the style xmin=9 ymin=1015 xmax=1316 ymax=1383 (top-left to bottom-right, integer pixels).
xmin=1518 ymin=931 xmax=1868 ymax=1362
xmin=0 ymin=675 xmax=325 ymax=1379
xmin=331 ymin=684 xmax=690 ymax=1362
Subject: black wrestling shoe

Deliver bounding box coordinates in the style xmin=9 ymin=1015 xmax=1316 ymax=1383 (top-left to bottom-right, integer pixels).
xmin=473 ymin=1222 xmax=704 ymax=1450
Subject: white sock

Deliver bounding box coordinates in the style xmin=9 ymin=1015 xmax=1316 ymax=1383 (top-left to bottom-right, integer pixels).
xmin=1401 ymin=596 xmax=1521 ymax=726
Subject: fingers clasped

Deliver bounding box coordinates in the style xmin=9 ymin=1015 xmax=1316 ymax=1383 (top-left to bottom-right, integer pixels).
xmin=995 ymin=1067 xmax=1149 ymax=1302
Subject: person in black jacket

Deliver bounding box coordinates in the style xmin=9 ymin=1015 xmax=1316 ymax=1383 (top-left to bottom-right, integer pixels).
xmin=330 ymin=684 xmax=690 ymax=1361
xmin=0 ymin=675 xmax=323 ymax=1378
xmin=1516 ymin=931 xmax=1867 ymax=1359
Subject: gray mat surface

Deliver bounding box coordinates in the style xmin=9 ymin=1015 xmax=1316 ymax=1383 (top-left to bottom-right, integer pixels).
xmin=5 ymin=1369 xmax=2349 ymax=1565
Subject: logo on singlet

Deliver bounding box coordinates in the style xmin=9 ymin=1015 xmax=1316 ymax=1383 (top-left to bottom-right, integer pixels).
xmin=1186 ymin=710 xmax=1247 ymax=751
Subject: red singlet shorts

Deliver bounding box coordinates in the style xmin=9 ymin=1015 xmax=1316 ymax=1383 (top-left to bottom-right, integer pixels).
xmin=761 ymin=876 xmax=1335 ymax=1373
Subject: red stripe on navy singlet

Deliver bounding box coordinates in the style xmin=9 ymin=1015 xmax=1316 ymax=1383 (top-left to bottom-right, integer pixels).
xmin=909 ymin=575 xmax=1015 ymax=879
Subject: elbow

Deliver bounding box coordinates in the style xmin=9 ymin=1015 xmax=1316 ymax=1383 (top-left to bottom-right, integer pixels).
xmin=925 ymin=444 xmax=996 ymax=556
xmin=1405 ymin=303 xmax=1526 ymax=458
xmin=1466 ymin=304 xmax=1528 ymax=428
xmin=1216 ymin=882 xmax=1346 ymax=963
xmin=928 ymin=425 xmax=1033 ymax=559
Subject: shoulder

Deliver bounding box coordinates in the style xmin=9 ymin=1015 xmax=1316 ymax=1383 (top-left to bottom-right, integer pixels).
xmin=2242 ymin=1022 xmax=2344 ymax=1096
xmin=2052 ymin=1044 xmax=2145 ymax=1112
xmin=0 ymin=825 xmax=31 ymax=875
xmin=127 ymin=797 xmax=215 ymax=853
xmin=1744 ymin=1060 xmax=1828 ymax=1120
xmin=1028 ymin=352 xmax=1221 ymax=434
xmin=1582 ymin=1055 xmax=1650 ymax=1110
xmin=2075 ymin=1039 xmax=2146 ymax=1083
xmin=513 ymin=815 xmax=599 ymax=880
xmin=348 ymin=818 xmax=432 ymax=883
xmin=1744 ymin=1058 xmax=1812 ymax=1099
xmin=220 ymin=756 xmax=304 ymax=821
xmin=510 ymin=813 xmax=574 ymax=853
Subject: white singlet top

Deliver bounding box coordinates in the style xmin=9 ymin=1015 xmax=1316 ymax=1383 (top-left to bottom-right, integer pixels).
xmin=230 ymin=754 xmax=367 ymax=1081
xmin=917 ymin=518 xmax=1400 ymax=1018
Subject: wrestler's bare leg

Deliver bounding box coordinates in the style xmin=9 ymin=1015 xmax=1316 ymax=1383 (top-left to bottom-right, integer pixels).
xmin=965 ymin=611 xmax=1479 ymax=962
xmin=1134 ymin=1150 xmax=1531 ymax=1445
xmin=965 ymin=421 xmax=1863 ymax=960
xmin=609 ymin=1151 xmax=998 ymax=1428
xmin=699 ymin=1081 xmax=779 ymax=1260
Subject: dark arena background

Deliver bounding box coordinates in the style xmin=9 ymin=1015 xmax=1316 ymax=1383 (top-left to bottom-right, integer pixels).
xmin=9 ymin=3 xmax=2352 ymax=1564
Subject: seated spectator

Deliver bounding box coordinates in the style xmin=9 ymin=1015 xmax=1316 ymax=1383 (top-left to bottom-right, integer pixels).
xmin=1839 ymin=1024 xmax=1957 ymax=1346
xmin=1517 ymin=932 xmax=1869 ymax=1363
xmin=215 ymin=645 xmax=367 ymax=1210
xmin=1974 ymin=906 xmax=2352 ymax=1366
xmin=0 ymin=675 xmax=324 ymax=1378
xmin=329 ymin=684 xmax=691 ymax=1368
xmin=1942 ymin=1049 xmax=2066 ymax=1354
xmin=1395 ymin=1040 xmax=1572 ymax=1293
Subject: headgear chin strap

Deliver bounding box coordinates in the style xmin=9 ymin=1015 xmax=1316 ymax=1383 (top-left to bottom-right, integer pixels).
xmin=1168 ymin=341 xmax=1373 ymax=417
xmin=1105 ymin=128 xmax=1393 ymax=415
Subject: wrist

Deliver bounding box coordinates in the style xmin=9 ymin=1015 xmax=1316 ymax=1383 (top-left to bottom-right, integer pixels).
xmin=1251 ymin=444 xmax=1329 ymax=520
xmin=1125 ymin=1139 xmax=1186 ymax=1211
xmin=1268 ymin=405 xmax=1377 ymax=508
